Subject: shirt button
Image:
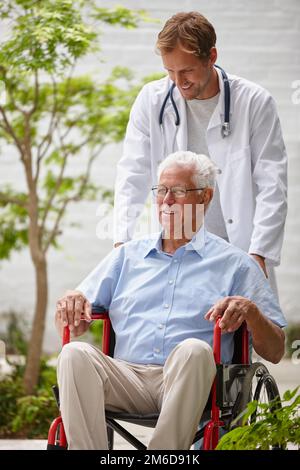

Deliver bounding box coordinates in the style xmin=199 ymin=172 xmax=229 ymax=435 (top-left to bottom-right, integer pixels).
xmin=227 ymin=218 xmax=233 ymax=224
xmin=154 ymin=348 xmax=160 ymax=354
xmin=173 ymin=259 xmax=178 ymax=263
xmin=164 ymin=304 xmax=169 ymax=308
xmin=168 ymin=280 xmax=174 ymax=284
xmin=158 ymin=323 xmax=164 ymax=329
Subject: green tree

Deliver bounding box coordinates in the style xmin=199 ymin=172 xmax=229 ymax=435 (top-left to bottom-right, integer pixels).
xmin=0 ymin=0 xmax=156 ymax=394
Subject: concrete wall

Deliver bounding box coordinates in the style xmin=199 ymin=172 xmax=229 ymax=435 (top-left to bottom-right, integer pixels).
xmin=0 ymin=0 xmax=299 ymax=352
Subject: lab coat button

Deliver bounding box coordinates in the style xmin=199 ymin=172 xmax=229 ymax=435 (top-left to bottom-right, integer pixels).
xmin=217 ymin=168 xmax=222 ymax=174
xmin=227 ymin=218 xmax=233 ymax=224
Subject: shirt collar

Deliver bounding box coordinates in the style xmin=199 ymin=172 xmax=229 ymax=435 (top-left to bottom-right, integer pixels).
xmin=143 ymin=232 xmax=162 ymax=258
xmin=186 ymin=225 xmax=206 ymax=257
xmin=143 ymin=226 xmax=206 ymax=258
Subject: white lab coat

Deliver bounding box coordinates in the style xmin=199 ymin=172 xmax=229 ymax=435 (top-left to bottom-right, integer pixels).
xmin=114 ymin=68 xmax=287 ymax=267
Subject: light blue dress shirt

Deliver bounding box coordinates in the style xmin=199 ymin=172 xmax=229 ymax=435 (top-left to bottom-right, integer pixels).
xmin=77 ymin=228 xmax=286 ymax=365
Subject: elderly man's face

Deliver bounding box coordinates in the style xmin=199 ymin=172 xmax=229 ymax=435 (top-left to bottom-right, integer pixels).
xmin=157 ymin=164 xmax=209 ymax=239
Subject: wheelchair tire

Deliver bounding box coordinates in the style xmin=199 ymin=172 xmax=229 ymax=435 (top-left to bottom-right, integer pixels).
xmin=234 ymin=362 xmax=283 ymax=449
xmin=237 ymin=363 xmax=280 ymax=418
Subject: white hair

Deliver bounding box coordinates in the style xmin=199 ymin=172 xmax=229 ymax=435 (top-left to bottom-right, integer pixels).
xmin=157 ymin=151 xmax=216 ymax=190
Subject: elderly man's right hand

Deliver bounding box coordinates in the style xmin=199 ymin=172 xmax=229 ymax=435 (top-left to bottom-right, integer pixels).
xmin=55 ymin=290 xmax=92 ymax=338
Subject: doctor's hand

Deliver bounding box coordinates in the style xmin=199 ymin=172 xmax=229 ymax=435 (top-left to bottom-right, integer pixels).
xmin=250 ymin=253 xmax=268 ymax=277
xmin=205 ymin=296 xmax=258 ymax=334
xmin=55 ymin=290 xmax=92 ymax=338
xmin=114 ymin=242 xmax=124 ymax=248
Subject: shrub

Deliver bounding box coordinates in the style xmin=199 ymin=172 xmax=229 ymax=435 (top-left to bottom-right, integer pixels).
xmin=0 ymin=374 xmax=23 ymax=436
xmin=0 ymin=311 xmax=29 ymax=355
xmin=0 ymin=359 xmax=58 ymax=438
xmin=89 ymin=319 xmax=103 ymax=347
xmin=12 ymin=390 xmax=57 ymax=438
xmin=217 ymin=387 xmax=300 ymax=450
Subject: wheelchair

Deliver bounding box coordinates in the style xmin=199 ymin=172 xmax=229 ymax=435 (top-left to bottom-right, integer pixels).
xmin=47 ymin=305 xmax=281 ymax=450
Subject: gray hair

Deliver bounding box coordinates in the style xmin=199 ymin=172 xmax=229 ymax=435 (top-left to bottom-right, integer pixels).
xmin=157 ymin=151 xmax=216 ymax=190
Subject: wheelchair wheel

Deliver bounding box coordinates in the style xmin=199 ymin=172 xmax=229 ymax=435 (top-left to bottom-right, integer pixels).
xmin=234 ymin=362 xmax=283 ymax=449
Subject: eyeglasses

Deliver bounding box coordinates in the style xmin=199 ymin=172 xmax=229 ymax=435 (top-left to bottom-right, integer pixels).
xmin=151 ymin=185 xmax=205 ymax=198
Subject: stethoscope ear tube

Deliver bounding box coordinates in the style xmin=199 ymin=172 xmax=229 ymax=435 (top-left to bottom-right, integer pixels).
xmin=169 ymin=83 xmax=180 ymax=126
xmin=159 ymin=87 xmax=172 ymax=126
xmin=215 ymin=65 xmax=231 ymax=138
xmin=159 ymin=82 xmax=179 ymax=126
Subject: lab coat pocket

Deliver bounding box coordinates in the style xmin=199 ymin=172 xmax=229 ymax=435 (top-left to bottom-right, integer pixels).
xmin=227 ymin=146 xmax=252 ymax=191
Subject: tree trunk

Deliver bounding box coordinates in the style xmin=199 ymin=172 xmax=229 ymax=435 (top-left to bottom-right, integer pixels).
xmin=23 ymin=255 xmax=48 ymax=395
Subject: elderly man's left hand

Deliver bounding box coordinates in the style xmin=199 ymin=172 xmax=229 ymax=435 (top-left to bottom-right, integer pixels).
xmin=205 ymin=296 xmax=258 ymax=333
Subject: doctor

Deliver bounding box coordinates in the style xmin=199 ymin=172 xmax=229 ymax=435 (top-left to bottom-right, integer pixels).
xmin=114 ymin=11 xmax=287 ymax=291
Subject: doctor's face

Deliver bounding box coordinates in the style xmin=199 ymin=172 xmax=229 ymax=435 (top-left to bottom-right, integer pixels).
xmin=162 ymin=45 xmax=218 ymax=100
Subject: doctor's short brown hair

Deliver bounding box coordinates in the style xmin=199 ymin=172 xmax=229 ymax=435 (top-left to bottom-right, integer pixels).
xmin=156 ymin=12 xmax=216 ymax=60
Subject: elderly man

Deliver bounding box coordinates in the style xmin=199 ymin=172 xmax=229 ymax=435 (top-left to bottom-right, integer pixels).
xmin=56 ymin=151 xmax=286 ymax=450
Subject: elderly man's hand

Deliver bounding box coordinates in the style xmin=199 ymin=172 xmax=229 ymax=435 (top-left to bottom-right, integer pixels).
xmin=205 ymin=296 xmax=258 ymax=333
xmin=55 ymin=290 xmax=92 ymax=338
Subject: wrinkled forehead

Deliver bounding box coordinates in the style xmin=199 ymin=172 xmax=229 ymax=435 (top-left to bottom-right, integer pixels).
xmin=159 ymin=164 xmax=195 ymax=187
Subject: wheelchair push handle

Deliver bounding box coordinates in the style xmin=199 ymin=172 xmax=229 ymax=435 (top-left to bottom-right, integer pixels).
xmin=213 ymin=317 xmax=222 ymax=364
xmin=212 ymin=317 xmax=249 ymax=365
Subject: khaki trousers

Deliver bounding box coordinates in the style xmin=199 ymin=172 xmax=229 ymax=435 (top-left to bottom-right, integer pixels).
xmin=57 ymin=338 xmax=216 ymax=450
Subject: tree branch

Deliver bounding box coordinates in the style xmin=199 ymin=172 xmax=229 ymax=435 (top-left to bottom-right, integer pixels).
xmin=28 ymin=69 xmax=39 ymax=116
xmin=35 ymin=64 xmax=76 ymax=183
xmin=42 ymin=196 xmax=75 ymax=253
xmin=79 ymin=144 xmax=104 ymax=190
xmin=0 ymin=106 xmax=24 ymax=158
xmin=40 ymin=151 xmax=68 ymax=233
xmin=42 ymin=143 xmax=104 ymax=253
xmin=35 ymin=76 xmax=59 ymax=183
xmin=0 ymin=192 xmax=28 ymax=209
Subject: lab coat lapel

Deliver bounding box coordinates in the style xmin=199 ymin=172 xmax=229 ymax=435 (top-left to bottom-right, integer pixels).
xmin=207 ymin=67 xmax=232 ymax=168
xmin=207 ymin=67 xmax=226 ymax=133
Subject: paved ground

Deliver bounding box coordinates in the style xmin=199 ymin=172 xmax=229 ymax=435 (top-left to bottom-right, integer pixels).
xmin=0 ymin=358 xmax=299 ymax=450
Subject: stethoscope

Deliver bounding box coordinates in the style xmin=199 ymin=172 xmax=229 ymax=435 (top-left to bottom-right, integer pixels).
xmin=158 ymin=65 xmax=231 ymax=138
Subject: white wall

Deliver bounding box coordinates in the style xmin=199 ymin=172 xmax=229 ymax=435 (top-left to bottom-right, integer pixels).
xmin=0 ymin=0 xmax=299 ymax=352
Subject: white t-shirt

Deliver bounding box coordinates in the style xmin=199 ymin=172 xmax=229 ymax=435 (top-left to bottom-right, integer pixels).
xmin=186 ymin=94 xmax=229 ymax=241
